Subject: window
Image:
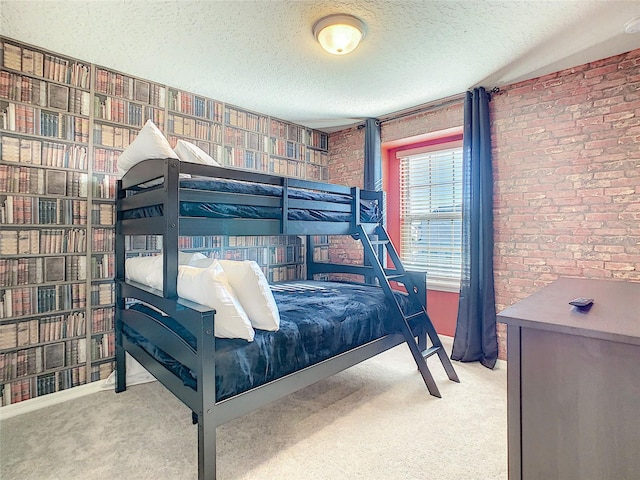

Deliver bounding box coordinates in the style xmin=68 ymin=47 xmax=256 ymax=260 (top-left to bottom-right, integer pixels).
xmin=399 ymin=145 xmax=463 ymax=291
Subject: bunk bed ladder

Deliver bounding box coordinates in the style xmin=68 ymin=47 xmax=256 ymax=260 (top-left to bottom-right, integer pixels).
xmin=356 ymin=224 xmax=460 ymax=397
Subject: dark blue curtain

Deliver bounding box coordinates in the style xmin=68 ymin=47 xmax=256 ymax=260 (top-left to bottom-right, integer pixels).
xmin=363 ymin=118 xmax=382 ymax=284
xmin=451 ymin=87 xmax=498 ymax=369
xmin=364 ymin=118 xmax=381 ymax=191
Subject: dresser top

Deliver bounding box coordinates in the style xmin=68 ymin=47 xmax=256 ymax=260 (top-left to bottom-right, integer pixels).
xmin=497 ymin=277 xmax=640 ymax=345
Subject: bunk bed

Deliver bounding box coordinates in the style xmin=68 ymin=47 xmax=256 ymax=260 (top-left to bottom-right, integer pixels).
xmin=115 ymin=157 xmax=459 ymax=480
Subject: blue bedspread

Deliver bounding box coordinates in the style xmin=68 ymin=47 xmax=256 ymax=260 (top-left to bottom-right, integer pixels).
xmin=179 ymin=177 xmax=352 ymax=203
xmin=122 ymin=281 xmax=426 ymax=401
xmin=123 ymin=177 xmax=382 ymax=222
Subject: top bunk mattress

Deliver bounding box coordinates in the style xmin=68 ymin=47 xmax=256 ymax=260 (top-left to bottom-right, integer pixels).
xmin=121 ymin=176 xmax=382 ymax=223
xmin=122 ymin=280 xmax=425 ymax=401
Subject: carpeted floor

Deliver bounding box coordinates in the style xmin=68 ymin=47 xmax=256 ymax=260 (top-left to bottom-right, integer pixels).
xmin=0 ymin=339 xmax=507 ymax=480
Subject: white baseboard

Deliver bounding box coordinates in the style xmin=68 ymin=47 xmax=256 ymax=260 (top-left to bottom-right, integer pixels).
xmin=0 ymin=381 xmax=105 ymax=421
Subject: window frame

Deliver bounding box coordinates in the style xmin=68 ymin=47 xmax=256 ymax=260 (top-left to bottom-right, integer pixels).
xmin=385 ymin=131 xmax=463 ymax=292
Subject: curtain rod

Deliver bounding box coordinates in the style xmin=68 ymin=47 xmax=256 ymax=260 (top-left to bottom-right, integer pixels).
xmin=353 ymin=87 xmax=499 ymax=130
xmin=376 ymin=92 xmax=466 ymax=125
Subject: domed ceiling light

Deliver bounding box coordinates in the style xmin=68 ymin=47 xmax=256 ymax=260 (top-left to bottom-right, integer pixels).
xmin=313 ymin=14 xmax=367 ymax=55
xmin=624 ymin=16 xmax=640 ymax=34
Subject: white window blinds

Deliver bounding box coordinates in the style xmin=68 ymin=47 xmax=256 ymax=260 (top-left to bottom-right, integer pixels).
xmin=399 ymin=146 xmax=463 ymax=290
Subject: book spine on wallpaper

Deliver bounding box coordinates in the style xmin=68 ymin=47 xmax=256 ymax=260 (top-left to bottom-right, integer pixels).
xmin=0 ymin=195 xmax=88 ymax=226
xmin=0 ymin=255 xmax=86 ymax=286
xmin=0 ymin=365 xmax=89 ymax=407
xmin=89 ymin=283 xmax=115 ymax=307
xmin=0 ymin=227 xmax=86 ymax=255
xmin=90 ymin=306 xmax=114 ymax=334
xmin=91 ymin=147 xmax=118 ymax=174
xmin=89 ymin=331 xmax=114 ymax=361
xmin=268 ymin=264 xmax=305 ymax=283
xmin=166 ymin=87 xmax=224 ymax=163
xmin=89 ymin=360 xmax=113 ymax=383
xmin=221 ymin=104 xmax=273 ymax=173
xmin=304 ymin=128 xmax=329 ymax=180
xmin=1 ymin=135 xmax=89 ymax=169
xmin=0 ymin=314 xmax=86 ymax=351
xmin=0 ymin=104 xmax=91 ymax=143
xmin=90 ymin=253 xmax=114 ymax=280
xmin=93 ymin=94 xmax=144 ymax=128
xmin=268 ymin=117 xmax=320 ymax=179
xmin=225 ymin=105 xmax=269 ymax=133
xmin=0 ymin=164 xmax=88 ymax=197
xmin=0 ymin=283 xmax=87 ymax=319
xmin=90 ymin=173 xmax=116 ymax=199
xmin=0 ymin=37 xmax=92 ymax=405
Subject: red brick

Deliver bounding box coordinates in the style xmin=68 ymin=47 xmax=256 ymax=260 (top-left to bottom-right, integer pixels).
xmin=584 ymin=63 xmax=619 ymax=78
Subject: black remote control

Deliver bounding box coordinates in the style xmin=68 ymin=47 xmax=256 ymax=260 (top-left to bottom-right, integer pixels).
xmin=569 ymin=297 xmax=594 ymax=307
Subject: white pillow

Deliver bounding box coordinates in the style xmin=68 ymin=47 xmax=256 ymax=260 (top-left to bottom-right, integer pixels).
xmin=218 ymin=260 xmax=280 ymax=332
xmin=125 ymin=252 xmax=207 ymax=290
xmin=177 ymin=261 xmax=254 ymax=341
xmin=125 ymin=255 xmax=158 ymax=285
xmin=174 ymin=139 xmax=221 ymax=167
xmin=117 ymin=120 xmax=178 ymax=177
xmin=189 ymin=256 xmax=215 ymax=268
xmin=182 ymin=251 xmax=207 ymax=265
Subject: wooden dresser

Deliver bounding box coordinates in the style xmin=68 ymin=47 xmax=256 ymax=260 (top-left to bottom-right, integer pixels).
xmin=497 ymin=277 xmax=640 ymax=480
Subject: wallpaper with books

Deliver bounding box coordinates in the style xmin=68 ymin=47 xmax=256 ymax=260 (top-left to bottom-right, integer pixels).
xmin=0 ymin=36 xmax=330 ymax=406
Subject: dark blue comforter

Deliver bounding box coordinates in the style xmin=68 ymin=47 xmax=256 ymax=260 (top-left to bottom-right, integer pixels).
xmin=122 ymin=281 xmax=426 ymax=401
xmin=123 ymin=177 xmax=382 ymax=222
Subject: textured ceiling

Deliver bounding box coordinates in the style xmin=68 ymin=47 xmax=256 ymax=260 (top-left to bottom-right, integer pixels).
xmin=2 ymin=1 xmax=639 ymax=132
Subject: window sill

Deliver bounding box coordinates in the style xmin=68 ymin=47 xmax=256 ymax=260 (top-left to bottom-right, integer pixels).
xmin=427 ymin=280 xmax=460 ymax=294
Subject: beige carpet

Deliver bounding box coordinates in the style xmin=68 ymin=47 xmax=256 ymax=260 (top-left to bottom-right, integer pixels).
xmin=0 ymin=339 xmax=507 ymax=480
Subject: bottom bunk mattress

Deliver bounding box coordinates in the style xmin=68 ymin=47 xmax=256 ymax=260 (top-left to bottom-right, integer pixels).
xmin=122 ymin=281 xmax=426 ymax=401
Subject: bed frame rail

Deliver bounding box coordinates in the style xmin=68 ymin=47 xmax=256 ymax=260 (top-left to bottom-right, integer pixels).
xmin=120 ymin=308 xmax=197 ymax=372
xmin=121 ymin=335 xmax=200 ymax=411
xmin=118 ymin=159 xmax=384 ymax=237
xmin=115 ymin=280 xmax=217 ymax=420
xmin=210 ymin=333 xmax=406 ymax=425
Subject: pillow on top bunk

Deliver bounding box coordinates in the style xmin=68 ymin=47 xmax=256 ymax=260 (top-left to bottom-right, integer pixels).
xmin=174 ymin=140 xmax=221 ymax=167
xmin=191 ymin=258 xmax=280 ymax=331
xmin=177 ymin=261 xmax=254 ymax=341
xmin=116 ymin=119 xmax=179 ymax=176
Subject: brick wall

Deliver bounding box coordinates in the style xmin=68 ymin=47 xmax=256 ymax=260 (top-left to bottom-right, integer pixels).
xmin=381 ymin=100 xmax=464 ymax=142
xmin=328 ymin=47 xmax=640 ymax=360
xmin=325 ymin=126 xmax=366 ymax=277
xmin=492 ymin=48 xmax=640 ymax=356
xmin=328 ymin=126 xmax=366 ymax=188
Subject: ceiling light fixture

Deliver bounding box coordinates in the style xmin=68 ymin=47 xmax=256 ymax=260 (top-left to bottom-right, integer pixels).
xmin=624 ymin=16 xmax=640 ymax=34
xmin=313 ymin=14 xmax=367 ymax=55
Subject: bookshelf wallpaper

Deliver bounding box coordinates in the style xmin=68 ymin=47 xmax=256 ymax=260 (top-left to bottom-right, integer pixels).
xmin=0 ymin=36 xmax=330 ymax=406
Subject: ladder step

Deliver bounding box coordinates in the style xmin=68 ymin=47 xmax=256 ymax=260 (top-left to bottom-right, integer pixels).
xmin=369 ymin=239 xmax=389 ymax=245
xmin=404 ymin=311 xmax=426 ymax=322
xmin=386 ymin=274 xmax=405 ymax=281
xmin=422 ymin=345 xmax=441 ymax=359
